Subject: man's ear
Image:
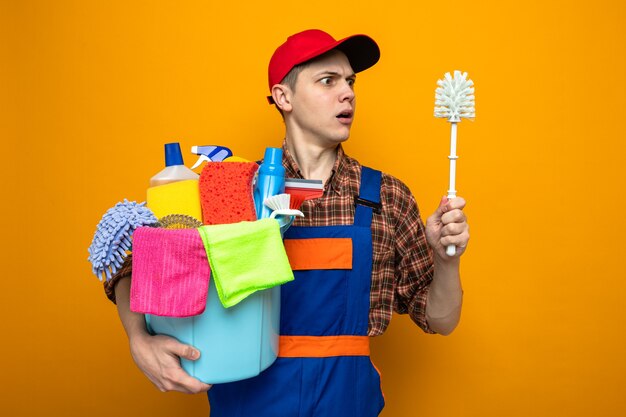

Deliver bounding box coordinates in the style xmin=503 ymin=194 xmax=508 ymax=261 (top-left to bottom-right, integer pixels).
xmin=271 ymin=84 xmax=293 ymax=113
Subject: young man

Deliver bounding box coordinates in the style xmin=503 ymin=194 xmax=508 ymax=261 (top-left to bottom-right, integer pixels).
xmin=106 ymin=29 xmax=469 ymax=416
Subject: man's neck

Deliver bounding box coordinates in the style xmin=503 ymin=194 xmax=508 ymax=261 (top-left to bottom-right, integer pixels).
xmin=285 ymin=136 xmax=339 ymax=184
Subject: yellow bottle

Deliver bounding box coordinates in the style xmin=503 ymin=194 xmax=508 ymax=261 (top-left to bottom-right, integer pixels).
xmin=146 ymin=142 xmax=202 ymax=221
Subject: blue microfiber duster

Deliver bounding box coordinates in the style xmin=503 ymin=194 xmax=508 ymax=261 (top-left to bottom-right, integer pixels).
xmin=87 ymin=199 xmax=158 ymax=281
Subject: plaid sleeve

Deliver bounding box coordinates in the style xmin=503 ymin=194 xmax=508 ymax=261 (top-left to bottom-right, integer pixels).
xmin=103 ymin=254 xmax=133 ymax=304
xmin=386 ymin=177 xmax=436 ymax=334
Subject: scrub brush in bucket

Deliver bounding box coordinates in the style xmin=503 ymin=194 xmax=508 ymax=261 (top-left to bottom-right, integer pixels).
xmin=264 ymin=194 xmax=305 ymax=219
xmin=158 ymin=214 xmax=203 ymax=229
xmin=434 ymin=70 xmax=475 ymax=256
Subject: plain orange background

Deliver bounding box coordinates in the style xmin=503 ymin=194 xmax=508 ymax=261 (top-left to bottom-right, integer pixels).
xmin=2 ymin=1 xmax=625 ymax=416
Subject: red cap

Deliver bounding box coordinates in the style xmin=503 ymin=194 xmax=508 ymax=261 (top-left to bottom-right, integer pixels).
xmin=267 ymin=29 xmax=380 ymax=104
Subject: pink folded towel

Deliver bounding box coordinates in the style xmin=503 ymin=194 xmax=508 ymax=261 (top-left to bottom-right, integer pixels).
xmin=130 ymin=227 xmax=211 ymax=317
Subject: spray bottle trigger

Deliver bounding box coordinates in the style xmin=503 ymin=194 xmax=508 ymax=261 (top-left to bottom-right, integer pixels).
xmin=191 ymin=154 xmax=211 ymax=170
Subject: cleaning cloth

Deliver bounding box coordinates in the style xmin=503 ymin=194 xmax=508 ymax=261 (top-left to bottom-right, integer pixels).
xmin=130 ymin=227 xmax=211 ymax=317
xmin=199 ymin=162 xmax=259 ymax=225
xmin=198 ymin=218 xmax=294 ymax=308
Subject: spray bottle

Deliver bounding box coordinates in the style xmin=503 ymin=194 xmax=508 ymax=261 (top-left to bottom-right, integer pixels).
xmin=150 ymin=142 xmax=199 ymax=186
xmin=254 ymin=147 xmax=285 ymax=219
xmin=190 ymin=145 xmax=234 ymax=169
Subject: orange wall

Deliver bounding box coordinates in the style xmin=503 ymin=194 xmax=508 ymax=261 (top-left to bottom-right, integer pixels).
xmin=2 ymin=1 xmax=625 ymax=416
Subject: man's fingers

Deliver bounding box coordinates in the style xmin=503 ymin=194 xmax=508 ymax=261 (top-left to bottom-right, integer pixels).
xmin=164 ymin=343 xmax=211 ymax=393
xmin=168 ymin=373 xmax=213 ymax=394
xmin=436 ymin=196 xmax=449 ymax=216
xmin=434 ymin=196 xmax=466 ymax=219
xmin=441 ymin=208 xmax=466 ymax=225
xmin=131 ymin=334 xmax=211 ymax=394
xmin=158 ymin=365 xmax=212 ymax=394
xmin=441 ymin=229 xmax=470 ymax=248
xmin=441 ymin=222 xmax=466 ymax=237
xmin=428 ymin=196 xmax=469 ymax=257
xmin=170 ymin=343 xmax=201 ymax=361
xmin=161 ymin=371 xmax=212 ymax=394
xmin=445 ymin=197 xmax=466 ymax=212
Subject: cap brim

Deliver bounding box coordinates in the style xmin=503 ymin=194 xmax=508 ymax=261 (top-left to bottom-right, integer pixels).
xmin=288 ymin=34 xmax=380 ymax=75
xmin=335 ymin=34 xmax=380 ymax=74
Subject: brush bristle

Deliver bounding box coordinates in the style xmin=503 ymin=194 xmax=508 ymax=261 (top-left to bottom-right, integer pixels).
xmin=287 ymin=193 xmax=305 ymax=210
xmin=434 ymin=70 xmax=475 ymax=122
xmin=158 ymin=214 xmax=203 ymax=229
xmin=264 ymin=194 xmax=291 ymax=211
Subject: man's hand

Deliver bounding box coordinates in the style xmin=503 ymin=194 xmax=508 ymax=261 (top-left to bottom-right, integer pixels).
xmin=129 ymin=333 xmax=212 ymax=394
xmin=425 ymin=196 xmax=470 ymax=260
xmin=113 ymin=277 xmax=211 ymax=393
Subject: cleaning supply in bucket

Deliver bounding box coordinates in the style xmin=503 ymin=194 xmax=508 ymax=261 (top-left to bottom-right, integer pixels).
xmin=143 ymin=147 xmax=287 ymax=384
xmin=147 ymin=180 xmax=202 ymax=220
xmin=96 ymin=144 xmax=284 ymax=384
xmin=434 ymin=70 xmax=475 ymax=256
xmin=198 ymin=218 xmax=294 ymax=308
xmin=199 ymin=161 xmax=259 ymax=224
xmin=150 ymin=142 xmax=199 ymax=186
xmin=157 ymin=214 xmax=203 ymax=229
xmin=147 ymin=142 xmax=202 ymax=221
xmin=87 ymin=199 xmax=157 ymax=281
xmin=254 ymin=147 xmax=296 ymax=233
xmin=254 ymin=147 xmax=286 ymax=219
xmin=190 ymin=145 xmax=233 ymax=169
xmin=264 ymin=194 xmax=304 ymax=219
xmin=130 ymin=227 xmax=211 ymax=317
xmin=284 ymin=178 xmax=324 ymax=209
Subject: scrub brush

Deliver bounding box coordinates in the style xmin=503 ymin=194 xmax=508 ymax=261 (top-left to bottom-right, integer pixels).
xmin=264 ymin=194 xmax=304 ymax=219
xmin=157 ymin=214 xmax=203 ymax=229
xmin=87 ymin=199 xmax=158 ymax=281
xmin=284 ymin=178 xmax=324 ymax=209
xmin=434 ymin=70 xmax=475 ymax=256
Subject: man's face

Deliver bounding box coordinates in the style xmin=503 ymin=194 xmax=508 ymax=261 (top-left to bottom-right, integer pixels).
xmin=286 ymin=50 xmax=356 ymax=147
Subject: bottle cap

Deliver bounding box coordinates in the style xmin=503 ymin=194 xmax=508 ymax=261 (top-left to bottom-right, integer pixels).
xmin=264 ymin=147 xmax=283 ymax=165
xmin=164 ymin=143 xmax=184 ymax=166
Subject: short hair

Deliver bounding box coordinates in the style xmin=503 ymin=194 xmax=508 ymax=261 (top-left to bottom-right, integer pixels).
xmin=274 ymin=61 xmax=310 ymax=117
xmin=281 ymin=61 xmax=309 ymax=91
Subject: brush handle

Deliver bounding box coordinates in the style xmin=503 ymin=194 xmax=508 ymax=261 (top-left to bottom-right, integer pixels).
xmin=447 ymin=122 xmax=458 ymax=257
